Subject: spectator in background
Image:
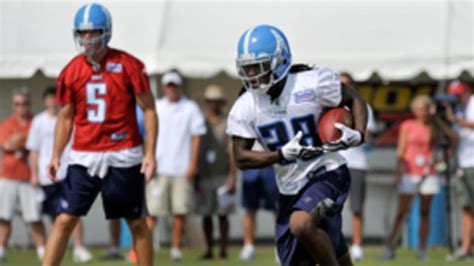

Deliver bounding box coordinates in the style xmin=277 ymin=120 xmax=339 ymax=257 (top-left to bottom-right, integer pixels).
xmin=0 ymin=88 xmax=46 ymax=261
xmin=338 ymin=72 xmax=376 ymax=261
xmin=26 ymin=87 xmax=92 ymax=263
xmin=446 ymin=81 xmax=474 ymax=260
xmin=380 ymin=95 xmax=458 ymax=261
xmin=196 ymin=85 xmax=237 ymax=260
xmin=146 ymin=71 xmax=206 ymax=261
xmin=239 ymin=152 xmax=279 ymax=262
xmin=101 ymin=220 xmax=124 ymax=261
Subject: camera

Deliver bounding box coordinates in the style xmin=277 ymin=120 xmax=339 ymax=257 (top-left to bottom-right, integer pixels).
xmin=433 ymin=93 xmax=457 ymax=122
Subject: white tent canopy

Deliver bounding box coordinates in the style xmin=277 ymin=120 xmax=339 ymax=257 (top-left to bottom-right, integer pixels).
xmin=1 ymin=0 xmax=473 ymax=80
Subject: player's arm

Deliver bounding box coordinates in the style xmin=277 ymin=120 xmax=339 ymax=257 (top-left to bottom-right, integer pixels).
xmin=431 ymin=114 xmax=460 ymax=147
xmin=29 ymin=150 xmax=40 ymax=187
xmin=450 ymin=117 xmax=474 ymax=129
xmin=227 ymin=143 xmax=238 ymax=193
xmin=231 ymin=137 xmax=280 ymax=169
xmin=48 ymin=103 xmax=74 ymax=181
xmin=186 ymin=135 xmax=201 ymax=181
xmin=228 ymin=142 xmax=238 ymax=177
xmin=136 ymin=90 xmax=158 ymax=181
xmin=443 ymin=102 xmax=474 ymax=129
xmin=395 ymin=127 xmax=407 ymax=184
xmin=340 ymin=83 xmax=368 ymax=139
xmin=322 ymin=82 xmax=369 ymax=152
xmin=1 ymin=133 xmax=28 ymax=152
xmin=52 ymin=104 xmax=74 ymax=160
xmin=26 ymin=119 xmax=41 ymax=187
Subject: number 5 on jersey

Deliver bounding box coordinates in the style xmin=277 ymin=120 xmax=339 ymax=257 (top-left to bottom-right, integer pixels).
xmin=86 ymin=83 xmax=106 ymax=123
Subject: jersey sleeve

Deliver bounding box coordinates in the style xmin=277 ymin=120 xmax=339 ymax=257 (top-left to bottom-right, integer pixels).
xmin=56 ymin=69 xmax=73 ymax=105
xmin=189 ymin=102 xmax=207 ymax=136
xmin=26 ymin=116 xmax=41 ymax=151
xmin=315 ymin=68 xmax=342 ymax=107
xmin=226 ymin=94 xmax=257 ymax=139
xmin=127 ymin=58 xmax=151 ymax=95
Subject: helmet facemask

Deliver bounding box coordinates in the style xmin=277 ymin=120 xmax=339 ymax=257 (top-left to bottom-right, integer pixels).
xmin=73 ymin=29 xmax=110 ymax=56
xmin=236 ymin=56 xmax=278 ymax=95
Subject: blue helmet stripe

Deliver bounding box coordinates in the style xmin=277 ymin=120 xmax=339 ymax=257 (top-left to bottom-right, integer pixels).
xmin=83 ymin=3 xmax=93 ymax=26
xmin=243 ymin=27 xmax=255 ymax=55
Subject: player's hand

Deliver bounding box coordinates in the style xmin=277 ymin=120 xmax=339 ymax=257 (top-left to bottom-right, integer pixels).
xmin=141 ymin=155 xmax=156 ymax=183
xmin=185 ymin=166 xmax=196 ymax=182
xmin=47 ymin=158 xmax=60 ymax=183
xmin=227 ymin=176 xmax=236 ymax=194
xmin=322 ymin=123 xmax=363 ymax=152
xmin=280 ymin=131 xmax=321 ymax=161
xmin=30 ymin=175 xmax=40 ymax=188
xmin=10 ymin=132 xmax=27 ymax=143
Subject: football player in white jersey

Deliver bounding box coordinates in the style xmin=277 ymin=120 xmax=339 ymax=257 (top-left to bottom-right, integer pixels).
xmin=227 ymin=25 xmax=368 ymax=266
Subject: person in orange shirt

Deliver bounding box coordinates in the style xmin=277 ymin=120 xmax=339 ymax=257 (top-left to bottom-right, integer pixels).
xmin=380 ymin=95 xmax=458 ymax=261
xmin=0 ymin=88 xmax=47 ymax=262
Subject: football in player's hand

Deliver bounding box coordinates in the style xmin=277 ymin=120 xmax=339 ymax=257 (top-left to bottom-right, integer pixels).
xmin=317 ymin=107 xmax=353 ymax=143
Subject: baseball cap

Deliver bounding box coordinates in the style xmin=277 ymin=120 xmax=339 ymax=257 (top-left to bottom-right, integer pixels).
xmin=204 ymin=85 xmax=224 ymax=101
xmin=161 ymin=72 xmax=182 ymax=86
xmin=448 ymin=80 xmax=469 ymax=95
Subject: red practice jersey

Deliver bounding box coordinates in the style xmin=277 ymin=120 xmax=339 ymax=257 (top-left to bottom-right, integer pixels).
xmin=57 ymin=48 xmax=150 ymax=152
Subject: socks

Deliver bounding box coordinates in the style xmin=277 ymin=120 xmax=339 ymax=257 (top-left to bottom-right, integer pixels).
xmin=0 ymin=246 xmax=5 ymax=258
xmin=37 ymin=245 xmax=45 ymax=260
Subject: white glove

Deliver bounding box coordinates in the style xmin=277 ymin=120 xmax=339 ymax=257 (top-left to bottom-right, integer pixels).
xmin=280 ymin=131 xmax=321 ymax=161
xmin=322 ymin=123 xmax=363 ymax=152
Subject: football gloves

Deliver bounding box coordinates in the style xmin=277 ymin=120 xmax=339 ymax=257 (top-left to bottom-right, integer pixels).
xmin=322 ymin=123 xmax=364 ymax=152
xmin=280 ymin=131 xmax=322 ymax=161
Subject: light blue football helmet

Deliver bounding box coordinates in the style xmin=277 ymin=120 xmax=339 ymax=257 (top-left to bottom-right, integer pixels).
xmin=73 ymin=3 xmax=112 ymax=55
xmin=236 ymin=25 xmax=292 ymax=94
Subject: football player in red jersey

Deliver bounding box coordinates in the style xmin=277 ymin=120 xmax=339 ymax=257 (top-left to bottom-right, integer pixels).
xmin=42 ymin=3 xmax=157 ymax=266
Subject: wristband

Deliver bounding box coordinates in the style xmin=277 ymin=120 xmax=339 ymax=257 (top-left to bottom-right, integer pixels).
xmin=277 ymin=149 xmax=285 ymax=161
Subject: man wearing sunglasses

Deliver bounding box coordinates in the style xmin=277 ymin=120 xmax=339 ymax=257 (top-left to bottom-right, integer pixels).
xmin=0 ymin=88 xmax=47 ymax=262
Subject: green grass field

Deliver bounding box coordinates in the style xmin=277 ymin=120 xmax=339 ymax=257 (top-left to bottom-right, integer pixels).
xmin=2 ymin=246 xmax=473 ymax=266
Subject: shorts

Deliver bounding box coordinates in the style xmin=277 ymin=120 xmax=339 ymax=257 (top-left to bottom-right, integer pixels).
xmin=241 ymin=167 xmax=279 ymax=212
xmin=348 ymin=169 xmax=366 ymax=214
xmin=59 ymin=164 xmax=148 ymax=220
xmin=41 ymin=182 xmax=63 ymax=217
xmin=455 ymin=168 xmax=474 ymax=208
xmin=276 ymin=166 xmax=350 ymax=266
xmin=398 ymin=174 xmax=440 ymax=195
xmin=196 ymin=175 xmax=235 ymax=216
xmin=146 ymin=175 xmax=193 ymax=216
xmin=0 ymin=178 xmax=42 ymax=222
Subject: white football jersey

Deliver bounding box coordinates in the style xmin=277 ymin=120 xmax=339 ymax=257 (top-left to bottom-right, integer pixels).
xmin=227 ymin=68 xmax=347 ymax=195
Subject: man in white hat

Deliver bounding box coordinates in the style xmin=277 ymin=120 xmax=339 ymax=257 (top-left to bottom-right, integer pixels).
xmin=146 ymin=71 xmax=206 ymax=260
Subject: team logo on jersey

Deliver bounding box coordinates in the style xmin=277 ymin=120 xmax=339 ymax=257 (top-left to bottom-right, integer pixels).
xmin=106 ymin=63 xmax=123 ymax=73
xmin=91 ymin=74 xmax=103 ymax=80
xmin=293 ymin=89 xmax=315 ymax=103
xmin=111 ymin=131 xmax=127 ymax=141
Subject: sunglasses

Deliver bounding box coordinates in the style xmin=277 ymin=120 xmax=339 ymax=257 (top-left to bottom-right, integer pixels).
xmin=13 ymin=101 xmax=30 ymax=107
